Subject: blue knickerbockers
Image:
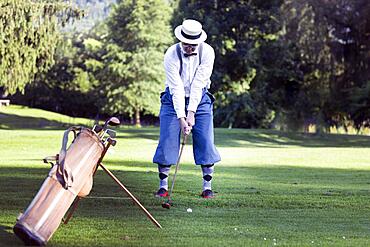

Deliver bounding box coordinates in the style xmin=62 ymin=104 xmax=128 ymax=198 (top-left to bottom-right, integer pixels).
xmin=153 ymin=88 xmax=221 ymax=165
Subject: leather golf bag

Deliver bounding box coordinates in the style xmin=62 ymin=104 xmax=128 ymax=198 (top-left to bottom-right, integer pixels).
xmin=13 ymin=127 xmax=104 ymax=246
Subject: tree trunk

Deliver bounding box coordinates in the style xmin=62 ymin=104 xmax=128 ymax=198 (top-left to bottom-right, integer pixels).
xmin=135 ymin=108 xmax=141 ymax=128
xmin=315 ymin=110 xmax=326 ymax=135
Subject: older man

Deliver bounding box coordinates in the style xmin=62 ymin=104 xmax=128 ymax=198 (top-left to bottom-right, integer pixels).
xmin=153 ymin=19 xmax=221 ymax=198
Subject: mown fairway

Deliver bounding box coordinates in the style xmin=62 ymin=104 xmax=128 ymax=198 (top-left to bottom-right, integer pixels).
xmin=1 ymin=106 xmax=370 ymax=246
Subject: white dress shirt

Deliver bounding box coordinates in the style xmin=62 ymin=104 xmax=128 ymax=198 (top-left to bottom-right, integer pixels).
xmin=163 ymin=42 xmax=215 ymax=119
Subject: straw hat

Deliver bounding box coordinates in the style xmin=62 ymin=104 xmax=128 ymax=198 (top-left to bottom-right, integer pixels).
xmin=174 ymin=19 xmax=207 ymax=44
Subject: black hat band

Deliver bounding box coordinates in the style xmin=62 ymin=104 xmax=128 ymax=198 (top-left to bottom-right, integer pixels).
xmin=181 ymin=30 xmax=201 ymax=40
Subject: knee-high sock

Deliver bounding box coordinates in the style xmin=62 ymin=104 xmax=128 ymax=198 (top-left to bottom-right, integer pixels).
xmin=158 ymin=165 xmax=171 ymax=190
xmin=201 ymin=164 xmax=214 ymax=191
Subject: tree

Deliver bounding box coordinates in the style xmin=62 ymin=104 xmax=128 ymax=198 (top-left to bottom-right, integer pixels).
xmin=173 ymin=0 xmax=287 ymax=128
xmin=0 ymin=0 xmax=81 ymax=95
xmin=277 ymin=0 xmax=334 ymax=132
xmin=11 ymin=33 xmax=102 ymax=117
xmin=327 ymin=0 xmax=370 ymax=130
xmin=281 ymin=0 xmax=370 ymax=132
xmin=101 ymin=0 xmax=173 ymax=126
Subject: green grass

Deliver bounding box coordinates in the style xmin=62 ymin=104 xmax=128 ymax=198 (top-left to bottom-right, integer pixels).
xmin=1 ymin=105 xmax=370 ymax=246
xmin=0 ymin=105 xmax=92 ymax=129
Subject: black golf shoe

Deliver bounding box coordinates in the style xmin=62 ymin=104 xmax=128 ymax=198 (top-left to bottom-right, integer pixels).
xmin=201 ymin=189 xmax=214 ymax=199
xmin=155 ymin=188 xmax=168 ymax=198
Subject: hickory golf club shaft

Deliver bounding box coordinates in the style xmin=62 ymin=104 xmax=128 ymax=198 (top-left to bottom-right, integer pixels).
xmin=166 ymin=135 xmax=187 ymax=205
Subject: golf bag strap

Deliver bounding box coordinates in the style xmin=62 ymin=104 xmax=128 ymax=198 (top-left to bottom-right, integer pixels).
xmin=58 ymin=126 xmax=81 ymax=189
xmin=43 ymin=155 xmax=58 ymax=167
xmin=176 ymin=43 xmax=203 ymax=76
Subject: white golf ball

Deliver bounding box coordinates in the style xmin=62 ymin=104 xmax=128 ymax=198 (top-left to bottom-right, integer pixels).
xmin=187 ymin=208 xmax=192 ymax=213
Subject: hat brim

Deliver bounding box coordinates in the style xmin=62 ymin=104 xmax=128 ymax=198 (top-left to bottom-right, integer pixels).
xmin=174 ymin=25 xmax=207 ymax=44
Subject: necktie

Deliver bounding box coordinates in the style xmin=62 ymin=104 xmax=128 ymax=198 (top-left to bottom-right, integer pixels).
xmin=184 ymin=53 xmax=197 ymax=57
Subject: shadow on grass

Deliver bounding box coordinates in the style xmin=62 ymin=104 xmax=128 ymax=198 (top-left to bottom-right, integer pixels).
xmin=0 ymin=225 xmax=24 ymax=246
xmin=116 ymin=128 xmax=160 ymax=142
xmin=0 ymin=112 xmax=86 ymax=130
xmin=2 ymin=111 xmax=370 ymax=148
xmin=1 ymin=164 xmax=370 ymax=246
xmin=2 ymin=163 xmax=369 ymax=209
xmin=213 ymin=129 xmax=370 ymax=148
xmin=114 ymin=128 xmax=370 ymax=148
xmin=104 ymin=159 xmax=370 ymax=188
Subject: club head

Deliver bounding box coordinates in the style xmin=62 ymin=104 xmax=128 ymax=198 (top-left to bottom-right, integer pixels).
xmin=92 ymin=125 xmax=103 ymax=134
xmin=106 ymin=129 xmax=116 ymax=138
xmin=104 ymin=137 xmax=117 ymax=146
xmin=105 ymin=117 xmax=120 ymax=127
xmin=161 ymin=202 xmax=171 ymax=209
xmin=100 ymin=117 xmax=120 ymax=140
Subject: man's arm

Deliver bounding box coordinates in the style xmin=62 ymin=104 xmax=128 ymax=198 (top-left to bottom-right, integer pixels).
xmin=164 ymin=47 xmax=186 ymax=119
xmin=164 ymin=46 xmax=191 ymax=135
xmin=186 ymin=45 xmax=215 ymax=127
xmin=188 ymin=45 xmax=215 ymax=113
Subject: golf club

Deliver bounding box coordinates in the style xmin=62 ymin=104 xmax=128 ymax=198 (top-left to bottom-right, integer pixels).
xmin=104 ymin=116 xmax=120 ymax=127
xmin=97 ymin=117 xmax=120 ymax=139
xmin=102 ymin=129 xmax=116 ymax=143
xmin=162 ymin=134 xmax=187 ymax=209
xmin=92 ymin=124 xmax=103 ymax=135
xmin=106 ymin=129 xmax=116 ymax=138
xmin=104 ymin=136 xmax=117 ymax=146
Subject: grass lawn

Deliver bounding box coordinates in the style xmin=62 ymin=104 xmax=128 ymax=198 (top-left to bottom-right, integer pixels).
xmin=1 ymin=105 xmax=370 ymax=246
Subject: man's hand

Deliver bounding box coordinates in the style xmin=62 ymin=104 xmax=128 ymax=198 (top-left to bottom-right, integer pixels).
xmin=179 ymin=118 xmax=191 ymax=136
xmin=186 ymin=111 xmax=195 ymax=128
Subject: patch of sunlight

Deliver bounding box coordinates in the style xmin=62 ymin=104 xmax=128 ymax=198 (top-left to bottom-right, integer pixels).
xmin=218 ymin=147 xmax=370 ymax=170
xmin=232 ymin=139 xmax=253 ymax=145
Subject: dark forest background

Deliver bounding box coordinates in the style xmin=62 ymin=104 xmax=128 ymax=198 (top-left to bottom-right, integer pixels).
xmin=1 ymin=0 xmax=369 ymax=133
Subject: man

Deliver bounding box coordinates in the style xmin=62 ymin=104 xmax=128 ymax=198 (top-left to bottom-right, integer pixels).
xmin=153 ymin=19 xmax=221 ymax=198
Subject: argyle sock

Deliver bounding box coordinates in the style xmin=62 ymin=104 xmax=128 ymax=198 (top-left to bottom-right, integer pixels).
xmin=201 ymin=164 xmax=214 ymax=191
xmin=158 ymin=165 xmax=171 ymax=190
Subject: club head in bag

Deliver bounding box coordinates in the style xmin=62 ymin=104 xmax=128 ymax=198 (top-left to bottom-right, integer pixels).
xmin=101 ymin=129 xmax=116 ymax=142
xmin=92 ymin=125 xmax=103 ymax=135
xmin=104 ymin=137 xmax=117 ymax=146
xmin=104 ymin=117 xmax=120 ymax=128
xmin=99 ymin=117 xmax=120 ymax=139
xmin=106 ymin=129 xmax=116 ymax=138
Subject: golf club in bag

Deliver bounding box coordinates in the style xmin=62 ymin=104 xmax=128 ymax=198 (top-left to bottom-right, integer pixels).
xmin=13 ymin=117 xmax=161 ymax=246
xmin=162 ymin=134 xmax=187 ymax=209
